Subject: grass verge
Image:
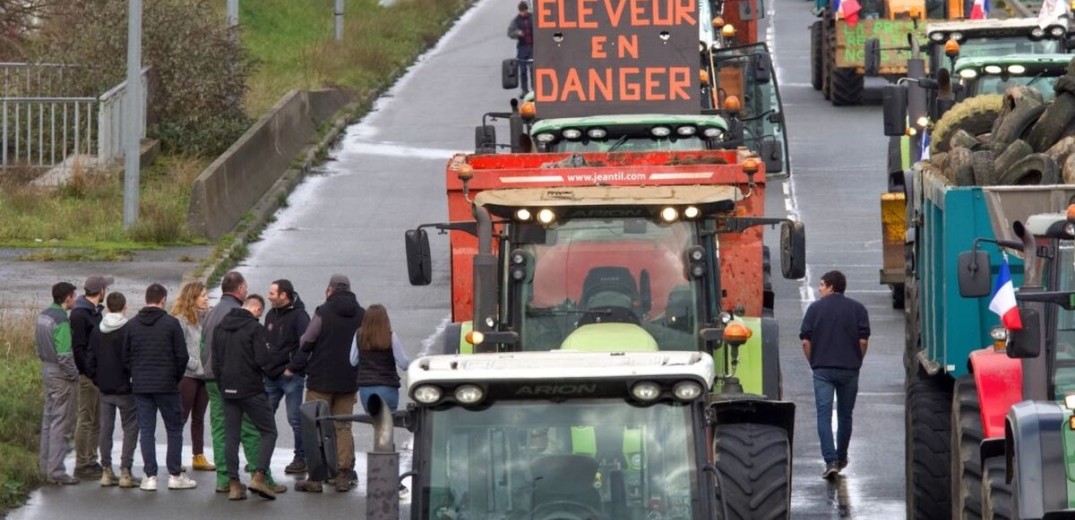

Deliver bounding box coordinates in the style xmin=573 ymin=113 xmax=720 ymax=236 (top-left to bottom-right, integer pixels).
xmin=0 ymin=310 xmax=42 ymax=514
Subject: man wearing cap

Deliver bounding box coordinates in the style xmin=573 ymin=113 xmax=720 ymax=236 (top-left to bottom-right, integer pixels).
xmin=294 ymin=274 xmax=365 ymax=493
xmin=70 ymin=274 xmax=112 ymax=479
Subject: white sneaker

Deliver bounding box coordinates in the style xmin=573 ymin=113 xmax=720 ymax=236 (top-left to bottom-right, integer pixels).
xmin=168 ymin=473 xmax=197 ymax=490
xmin=140 ymin=475 xmax=157 ymax=491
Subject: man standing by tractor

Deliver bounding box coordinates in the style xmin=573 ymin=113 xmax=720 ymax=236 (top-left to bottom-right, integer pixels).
xmin=507 ymin=1 xmax=533 ymax=99
xmin=799 ymin=270 xmax=871 ymax=479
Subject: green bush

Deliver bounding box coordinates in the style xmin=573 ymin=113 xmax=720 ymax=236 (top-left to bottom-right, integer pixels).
xmin=0 ymin=310 xmax=43 ymax=514
xmin=31 ymin=0 xmax=254 ymax=156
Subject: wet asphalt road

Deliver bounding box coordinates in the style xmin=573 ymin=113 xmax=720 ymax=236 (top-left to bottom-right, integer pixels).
xmin=9 ymin=0 xmax=909 ymax=517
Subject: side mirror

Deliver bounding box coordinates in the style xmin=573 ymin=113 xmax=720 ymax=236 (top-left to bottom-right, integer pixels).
xmin=865 ymin=38 xmax=881 ymax=77
xmin=300 ymin=400 xmax=338 ymax=482
xmin=405 ymin=229 xmax=432 ymax=286
xmin=502 ymin=58 xmax=519 ymax=90
xmin=1007 ymin=308 xmax=1041 ymax=359
xmin=760 ymin=140 xmax=783 ymax=174
xmin=780 ymin=220 xmax=806 ymax=279
xmin=753 ymin=55 xmax=772 ymax=84
xmin=957 ymin=251 xmax=992 ymax=298
xmin=882 ymin=85 xmax=908 ymax=136
xmin=475 ymin=125 xmax=496 ymax=154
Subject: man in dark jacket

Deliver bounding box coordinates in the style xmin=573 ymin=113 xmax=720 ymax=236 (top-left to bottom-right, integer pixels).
xmin=264 ymin=279 xmax=311 ymax=474
xmin=123 ymin=283 xmax=196 ymax=491
xmin=86 ymin=292 xmax=139 ymax=489
xmin=507 ymin=1 xmax=534 ymax=97
xmin=70 ymin=274 xmax=112 ymax=479
xmin=294 ymin=274 xmax=364 ymax=493
xmin=212 ymin=295 xmax=278 ymax=501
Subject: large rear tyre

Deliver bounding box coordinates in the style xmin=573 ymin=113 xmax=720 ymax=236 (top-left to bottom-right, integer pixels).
xmin=906 ymin=366 xmax=953 ymax=520
xmin=982 ymin=457 xmax=1013 ymax=520
xmin=952 ymin=376 xmax=984 ymax=520
xmin=830 ymin=67 xmax=864 ymax=106
xmin=713 ymin=423 xmax=790 ymax=520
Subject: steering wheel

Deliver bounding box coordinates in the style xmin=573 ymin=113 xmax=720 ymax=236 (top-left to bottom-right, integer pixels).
xmin=576 ymin=305 xmax=642 ymax=327
xmin=530 ymin=500 xmax=605 ymax=520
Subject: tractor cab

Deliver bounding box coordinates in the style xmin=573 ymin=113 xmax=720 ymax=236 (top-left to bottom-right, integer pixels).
xmin=926 ymin=19 xmax=1071 ymax=74
xmin=953 ymin=54 xmax=1071 ymax=101
xmin=528 ymin=114 xmax=729 ymax=154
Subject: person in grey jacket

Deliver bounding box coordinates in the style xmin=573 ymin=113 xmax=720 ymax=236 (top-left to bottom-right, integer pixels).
xmin=37 ymin=281 xmax=79 ymax=485
xmin=507 ymin=1 xmax=534 ymax=97
xmin=170 ymin=281 xmax=214 ymax=472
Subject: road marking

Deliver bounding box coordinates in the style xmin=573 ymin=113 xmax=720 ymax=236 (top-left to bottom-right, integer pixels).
xmin=420 ymin=315 xmax=452 ymax=356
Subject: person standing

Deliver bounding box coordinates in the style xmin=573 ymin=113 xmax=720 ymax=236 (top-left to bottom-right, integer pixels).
xmin=170 ymin=281 xmax=214 ymax=472
xmin=507 ymin=1 xmax=534 ymax=98
xmin=86 ymin=292 xmax=140 ymax=489
xmin=294 ymin=274 xmax=365 ymax=493
xmin=213 ymin=296 xmax=279 ymax=500
xmin=264 ymin=279 xmax=311 ymax=475
xmin=37 ymin=281 xmax=80 ymax=485
xmin=202 ymin=271 xmax=286 ymax=494
xmin=70 ymin=275 xmax=112 ymax=480
xmin=799 ymin=270 xmax=871 ymax=479
xmin=123 ymin=283 xmax=197 ymax=491
xmin=352 ymin=305 xmax=410 ymax=417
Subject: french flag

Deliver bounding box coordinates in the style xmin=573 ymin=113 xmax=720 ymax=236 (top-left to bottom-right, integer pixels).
xmin=988 ymin=257 xmax=1022 ymax=330
xmin=970 ymin=0 xmax=989 ymax=19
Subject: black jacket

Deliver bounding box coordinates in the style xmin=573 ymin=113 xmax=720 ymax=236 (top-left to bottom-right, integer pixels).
xmin=87 ymin=322 xmax=131 ymax=395
xmin=301 ymin=290 xmax=364 ymax=394
xmin=123 ymin=307 xmax=188 ymax=394
xmin=70 ymin=296 xmax=104 ymax=376
xmin=212 ymin=308 xmax=274 ymax=400
xmin=357 ymin=348 xmax=401 ymax=388
xmin=264 ymin=295 xmax=311 ymax=378
xmin=799 ymin=293 xmax=871 ymax=370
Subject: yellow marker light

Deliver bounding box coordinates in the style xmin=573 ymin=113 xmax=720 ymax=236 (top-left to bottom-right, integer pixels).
xmin=712 ymin=16 xmax=725 ymax=28
xmin=457 ymin=163 xmax=474 ymax=181
xmin=990 ymin=326 xmax=1007 ymax=351
xmin=723 ymin=322 xmax=753 ymax=345
xmin=742 ymin=157 xmax=761 ymax=175
xmin=1065 ymin=204 xmax=1075 ymax=221
xmin=520 ymin=101 xmax=537 ymax=119
xmin=723 ymin=95 xmax=741 ymax=113
xmin=465 ymin=330 xmax=484 ymax=345
xmin=906 ymin=127 xmax=917 ymax=137
xmin=699 ymin=69 xmax=710 ymax=85
xmin=1069 ymin=415 xmax=1075 ymax=430
xmin=721 ymin=24 xmax=736 ymax=38
xmin=944 ymin=39 xmax=960 ymax=57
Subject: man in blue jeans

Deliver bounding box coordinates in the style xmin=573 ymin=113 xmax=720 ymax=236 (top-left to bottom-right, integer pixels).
xmin=264 ymin=279 xmax=311 ymax=474
xmin=799 ymin=270 xmax=870 ymax=479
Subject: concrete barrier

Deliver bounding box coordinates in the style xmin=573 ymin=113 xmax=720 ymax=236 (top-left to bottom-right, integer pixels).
xmin=187 ymin=88 xmax=354 ymax=239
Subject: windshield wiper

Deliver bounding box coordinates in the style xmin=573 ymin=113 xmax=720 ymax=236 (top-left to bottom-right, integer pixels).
xmin=1026 ymin=71 xmax=1047 ymax=88
xmin=606 ymin=135 xmax=629 ymax=153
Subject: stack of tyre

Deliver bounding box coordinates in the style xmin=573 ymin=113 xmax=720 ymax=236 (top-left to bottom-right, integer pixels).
xmin=926 ymin=67 xmax=1075 ymax=187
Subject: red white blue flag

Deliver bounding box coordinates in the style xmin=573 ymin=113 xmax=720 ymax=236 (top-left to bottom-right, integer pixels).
xmin=970 ymin=0 xmax=989 ymax=19
xmin=988 ymin=257 xmax=1022 ymax=330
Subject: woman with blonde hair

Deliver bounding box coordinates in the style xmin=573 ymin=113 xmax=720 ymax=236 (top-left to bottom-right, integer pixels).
xmin=170 ymin=281 xmax=214 ymax=472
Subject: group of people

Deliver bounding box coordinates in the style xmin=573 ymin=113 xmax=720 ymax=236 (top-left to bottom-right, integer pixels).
xmin=35 ymin=271 xmax=410 ymax=501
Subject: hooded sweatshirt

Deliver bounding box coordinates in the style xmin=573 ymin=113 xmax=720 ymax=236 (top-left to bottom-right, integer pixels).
xmin=87 ymin=313 xmax=131 ymax=395
xmin=123 ymin=306 xmax=188 ymax=394
xmin=212 ymin=308 xmax=273 ymax=400
xmin=264 ymin=294 xmax=311 ymax=378
xmin=70 ymin=295 xmax=104 ymax=376
xmin=301 ymin=290 xmax=364 ymax=394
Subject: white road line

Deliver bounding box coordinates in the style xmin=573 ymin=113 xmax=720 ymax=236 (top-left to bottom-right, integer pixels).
xmin=420 ymin=315 xmax=452 ymax=356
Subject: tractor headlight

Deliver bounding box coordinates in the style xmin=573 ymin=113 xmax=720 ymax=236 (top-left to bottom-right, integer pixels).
xmin=535 ymin=133 xmax=555 ymax=143
xmin=631 ymin=381 xmax=661 ymax=401
xmin=1032 ymin=27 xmax=1046 ymax=38
xmin=660 ymin=207 xmax=679 ymax=223
xmin=454 ymin=384 xmax=485 ymax=405
xmin=651 ymin=126 xmax=671 ymax=137
xmin=1007 ymin=64 xmax=1026 ymax=75
xmin=958 ymin=68 xmax=977 ymax=79
xmin=673 ymin=381 xmax=704 ymax=401
xmin=1051 ymin=25 xmax=1066 ymax=37
xmin=537 ymin=208 xmax=557 ymax=225
xmin=929 ymin=32 xmax=945 ymax=42
xmin=677 ymin=125 xmax=697 ymax=136
xmin=950 ymin=32 xmax=963 ymax=42
xmin=703 ymin=127 xmax=723 ymax=138
xmin=587 ymin=127 xmax=607 ymax=139
xmin=563 ymin=128 xmax=582 ymax=140
xmin=984 ymin=65 xmax=1002 ymax=75
xmin=413 ymin=385 xmax=443 ymax=404
xmin=516 ymin=208 xmax=532 ymax=221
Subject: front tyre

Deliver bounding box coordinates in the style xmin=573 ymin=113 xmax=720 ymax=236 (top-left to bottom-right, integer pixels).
xmin=713 ymin=423 xmax=790 ymax=520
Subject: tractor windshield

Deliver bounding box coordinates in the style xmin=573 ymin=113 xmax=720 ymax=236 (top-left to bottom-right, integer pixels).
xmin=423 ymin=399 xmax=701 ymax=520
xmin=1048 ymin=240 xmax=1075 ymax=397
xmin=513 ymin=218 xmax=701 ymax=352
xmin=933 ymin=36 xmax=1063 ymax=67
xmin=970 ymin=73 xmax=1059 ymax=99
xmin=549 ymin=133 xmax=711 ymax=153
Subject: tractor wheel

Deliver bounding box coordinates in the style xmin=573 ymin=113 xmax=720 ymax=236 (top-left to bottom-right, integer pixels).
xmin=830 ymin=67 xmax=864 ymax=106
xmin=713 ymin=423 xmax=790 ymax=520
xmin=931 ymin=95 xmax=1003 ymax=155
xmin=822 ymin=19 xmax=833 ymax=101
xmin=971 ymin=150 xmax=996 ymax=186
xmin=810 ymin=21 xmax=823 ymax=91
xmin=906 ymin=366 xmax=953 ymax=520
xmin=982 ymin=457 xmax=1013 ymax=520
xmin=952 ymin=376 xmax=984 ymax=520
xmin=992 ymin=104 xmax=1046 ymax=149
xmin=993 ymin=140 xmax=1033 ymax=178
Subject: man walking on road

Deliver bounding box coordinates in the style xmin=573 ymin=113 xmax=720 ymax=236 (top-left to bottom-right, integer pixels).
xmin=213 ymin=296 xmax=279 ymax=500
xmin=294 ymin=274 xmax=364 ymax=493
xmin=202 ymin=271 xmax=286 ymax=494
xmin=264 ymin=279 xmax=311 ymax=475
xmin=123 ymin=283 xmax=197 ymax=491
xmin=799 ymin=270 xmax=871 ymax=480
xmin=37 ymin=281 xmax=80 ymax=485
xmin=70 ymin=275 xmax=112 ymax=480
xmin=507 ymin=1 xmax=534 ymax=98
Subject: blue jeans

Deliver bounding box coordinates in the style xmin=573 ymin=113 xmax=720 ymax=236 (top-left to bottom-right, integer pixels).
xmin=134 ymin=392 xmax=184 ymax=476
xmin=812 ymin=368 xmax=859 ymax=465
xmin=265 ymin=373 xmax=305 ymax=460
xmin=359 ymin=386 xmax=400 ymax=416
xmin=516 ymin=46 xmax=533 ymax=94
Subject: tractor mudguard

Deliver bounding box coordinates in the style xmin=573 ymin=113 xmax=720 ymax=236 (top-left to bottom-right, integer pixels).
xmin=708 ymin=396 xmax=795 ymax=447
xmin=969 ymin=348 xmax=1023 ymax=439
xmin=1007 ymin=401 xmax=1068 ymax=519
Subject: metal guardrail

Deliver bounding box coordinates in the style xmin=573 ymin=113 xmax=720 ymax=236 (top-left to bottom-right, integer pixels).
xmin=0 ymin=63 xmax=148 ymax=169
